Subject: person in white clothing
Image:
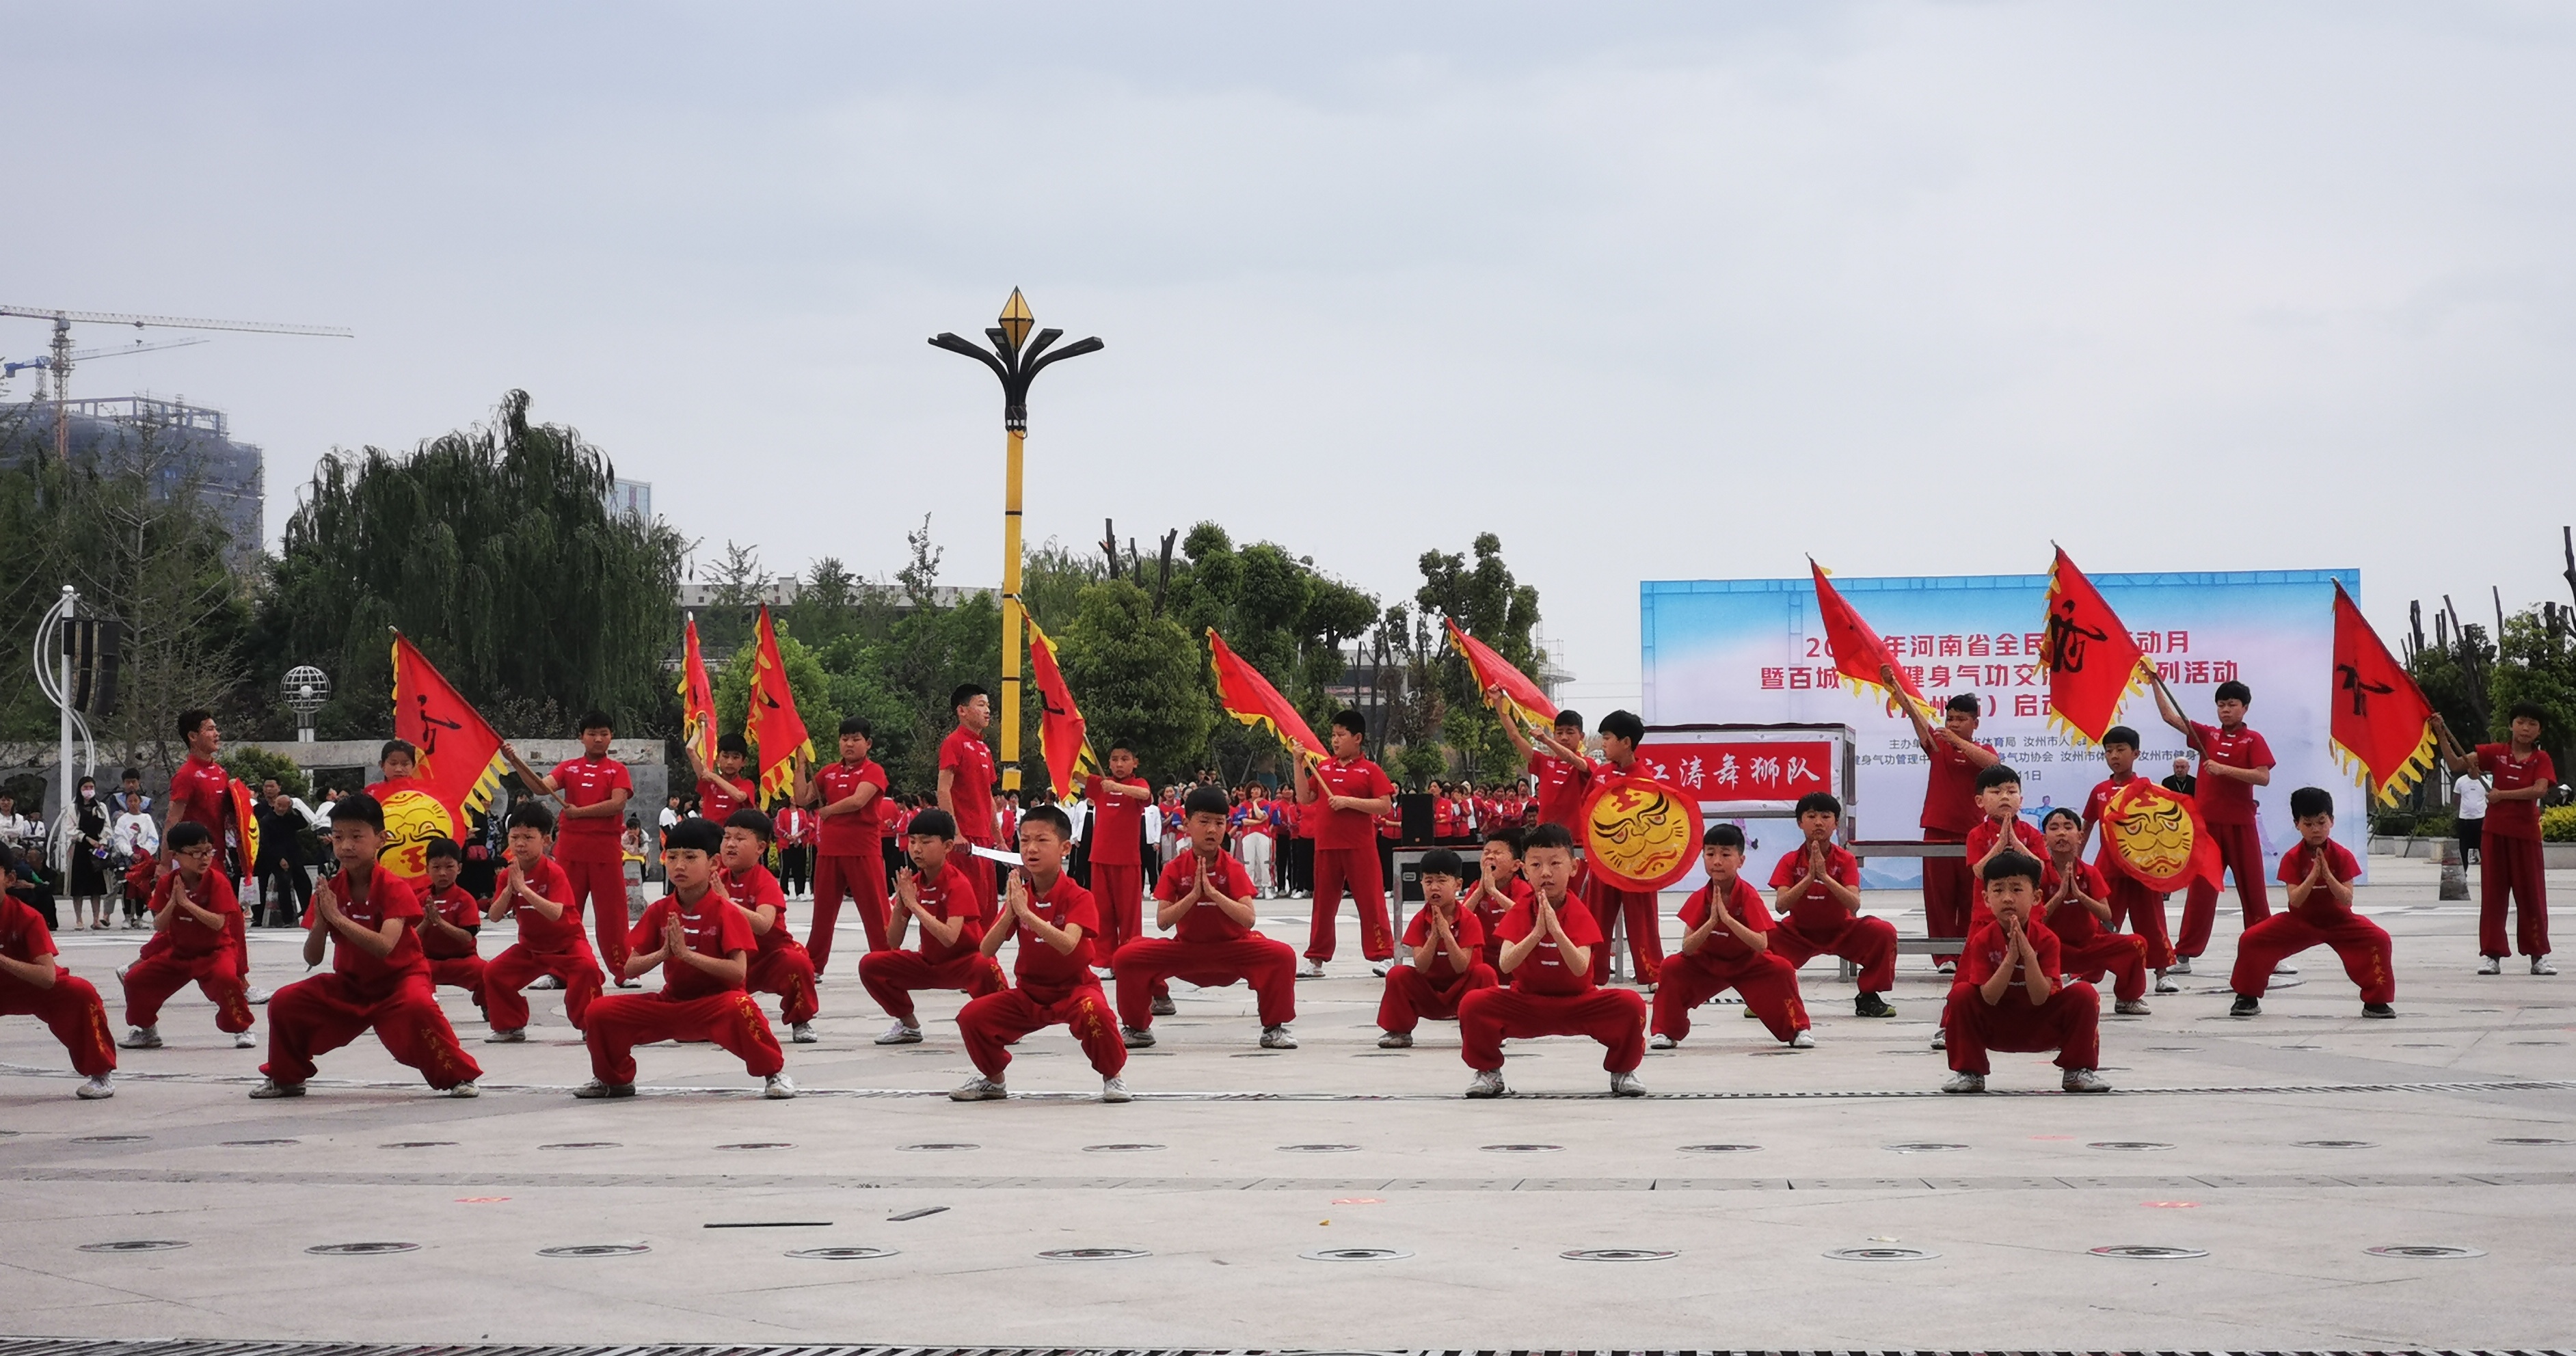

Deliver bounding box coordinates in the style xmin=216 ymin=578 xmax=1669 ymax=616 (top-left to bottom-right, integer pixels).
xmin=2454 ymin=771 xmax=2489 ymax=865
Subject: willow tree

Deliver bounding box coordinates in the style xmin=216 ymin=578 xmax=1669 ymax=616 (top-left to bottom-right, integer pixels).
xmin=262 ymin=390 xmax=686 ymax=739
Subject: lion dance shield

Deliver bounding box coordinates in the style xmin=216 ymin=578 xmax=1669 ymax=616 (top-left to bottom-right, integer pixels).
xmin=1579 ymin=772 xmax=1704 ymax=893
xmin=377 ymin=786 xmax=461 ymax=884
xmin=2097 ymin=779 xmax=2221 ymax=892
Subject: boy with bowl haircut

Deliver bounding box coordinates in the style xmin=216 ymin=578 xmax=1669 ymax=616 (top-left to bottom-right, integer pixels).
xmin=719 ymin=809 xmax=820 ymax=1044
xmin=1375 ymin=847 xmax=1497 ymax=1048
xmin=1765 ymin=792 xmax=1899 ymax=1018
xmin=950 ymin=806 xmax=1129 ymax=1103
xmin=2082 ymin=725 xmax=2177 ymax=990
xmin=857 ymin=809 xmax=1006 ymax=1045
xmin=1455 ymin=824 xmax=1649 ymax=1099
xmin=120 ymin=820 xmax=254 ymax=1050
xmin=1463 ymin=826 xmax=1532 ymax=971
xmin=1296 ymin=709 xmax=1398 ymax=975
xmin=416 ymin=837 xmax=487 ymax=1010
xmin=1966 ymin=764 xmax=2050 ymax=873
xmin=2039 ymin=807 xmax=2151 ymax=1015
xmin=1654 ymin=823 xmax=1812 ymax=1050
xmin=1939 ymin=851 xmax=2108 ymax=1095
xmin=1114 ymin=786 xmax=1300 ymax=1050
xmin=577 ymin=817 xmax=791 ymax=1098
xmin=2154 ymin=678 xmax=2276 ymax=969
xmin=479 ymin=801 xmax=606 ymax=1041
xmin=684 ymin=732 xmax=759 ymax=832
xmin=2227 ymin=787 xmax=2396 ymax=1018
xmin=0 ymin=853 xmax=118 ymax=1098
xmin=2435 ymin=704 xmax=2555 ymax=974
xmin=796 ymin=716 xmax=892 ymax=972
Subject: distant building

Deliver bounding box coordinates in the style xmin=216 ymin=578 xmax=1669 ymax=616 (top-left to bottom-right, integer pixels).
xmin=1 ymin=398 xmax=263 ymax=558
xmin=606 ymin=478 xmax=652 ymax=521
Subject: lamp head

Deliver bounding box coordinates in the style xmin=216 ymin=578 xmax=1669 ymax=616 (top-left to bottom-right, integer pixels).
xmin=997 ymin=288 xmax=1034 ymax=354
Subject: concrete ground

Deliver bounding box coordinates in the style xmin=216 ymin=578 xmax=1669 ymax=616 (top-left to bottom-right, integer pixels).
xmin=4 ymin=853 xmax=2573 ymax=1350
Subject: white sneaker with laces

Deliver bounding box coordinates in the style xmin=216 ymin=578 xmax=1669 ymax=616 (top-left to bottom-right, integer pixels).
xmin=1298 ymin=960 xmax=1326 ymax=978
xmin=233 ymin=1030 xmax=256 ymax=1048
xmin=1464 ymin=1068 xmax=1507 ymax=1098
xmin=1789 ymin=1029 xmax=1816 ymax=1049
xmin=2169 ymin=955 xmax=2194 ymax=975
xmin=1370 ymin=962 xmax=1392 ymax=978
xmin=1259 ymin=1025 xmax=1298 ymax=1050
xmin=485 ymin=1027 xmax=526 ymax=1043
xmin=950 ymin=1076 xmax=1007 ymax=1102
xmin=120 ymin=1026 xmax=160 ymax=1050
xmin=448 ymin=1081 xmax=481 ymax=1098
xmin=764 ymin=1073 xmax=797 ymax=1099
xmin=1648 ymin=1033 xmax=1676 ymax=1050
xmin=1941 ymin=1071 xmax=1985 ymax=1094
xmin=1099 ymin=1076 xmax=1131 ymax=1104
xmin=2154 ymin=973 xmax=2181 ymax=994
xmin=1377 ymin=1030 xmax=1412 ymax=1048
xmin=2062 ymin=1068 xmax=2111 ymax=1094
xmin=2535 ymin=956 xmax=2560 ymax=976
xmin=77 ymin=1072 xmax=114 ymax=1100
xmin=2479 ymin=955 xmax=2504 ymax=975
xmin=1609 ymin=1070 xmax=1648 ymax=1097
xmin=874 ymin=1022 xmax=922 ymax=1045
xmin=790 ymin=1022 xmax=817 ymax=1043
xmin=2114 ymin=999 xmax=2152 ymax=1016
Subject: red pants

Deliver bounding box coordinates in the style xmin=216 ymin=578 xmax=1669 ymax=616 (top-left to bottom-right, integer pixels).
xmin=2231 ymin=910 xmax=2394 ymax=1003
xmin=1768 ymin=914 xmax=1899 ymax=992
xmin=427 ymin=955 xmax=487 ymax=1007
xmin=747 ymin=944 xmax=820 ymax=1025
xmin=2060 ymin=933 xmax=2149 ymax=1003
xmin=226 ymin=905 xmax=250 ymax=981
xmin=263 ymin=972 xmax=482 ymax=1089
xmin=1090 ymin=863 xmax=1145 ymax=961
xmin=122 ymin=948 xmax=252 ymax=1033
xmin=1 ymin=974 xmax=116 ymax=1076
xmin=482 ymin=943 xmax=604 ymax=1032
xmin=807 ymin=850 xmax=888 ymax=973
xmin=1941 ymin=981 xmax=2099 ymax=1074
xmin=1377 ymin=962 xmax=1498 ymax=1031
xmin=1922 ymin=831 xmax=1971 ymax=963
xmin=857 ymin=949 xmax=1006 ymax=1026
xmin=1112 ymin=936 xmax=1298 ymax=1031
xmin=584 ymin=990 xmax=785 ymax=1084
xmin=957 ymin=982 xmax=1126 ymax=1080
xmin=2176 ymin=819 xmax=2270 ymax=957
xmin=2480 ymin=833 xmax=2549 ymax=958
xmin=957 ymin=841 xmax=999 ymax=925
xmin=1581 ymin=877 xmax=1663 ymax=986
xmin=1308 ymin=847 xmax=1392 ymax=962
xmin=2106 ymin=873 xmax=2175 ymax=968
xmin=559 ymin=856 xmax=633 ymax=973
xmin=1458 ymin=986 xmax=1647 ymax=1072
xmin=1651 ymin=950 xmax=1808 ymax=1043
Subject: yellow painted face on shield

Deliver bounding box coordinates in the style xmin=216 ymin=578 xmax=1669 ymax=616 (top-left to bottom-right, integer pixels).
xmin=2104 ymin=795 xmax=2196 ymax=890
xmin=377 ymin=788 xmax=457 ymax=882
xmin=1585 ymin=783 xmax=1695 ymax=891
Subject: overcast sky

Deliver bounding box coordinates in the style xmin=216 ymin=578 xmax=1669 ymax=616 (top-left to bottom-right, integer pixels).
xmin=7 ymin=2 xmax=2573 ymax=711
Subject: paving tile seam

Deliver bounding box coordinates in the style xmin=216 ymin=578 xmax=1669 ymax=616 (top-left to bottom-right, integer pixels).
xmin=5 ymin=1343 xmax=2575 ymax=1356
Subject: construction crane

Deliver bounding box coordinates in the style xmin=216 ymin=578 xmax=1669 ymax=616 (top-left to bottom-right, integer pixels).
xmin=0 ymin=336 xmax=210 ymax=398
xmin=0 ymin=304 xmax=353 ymax=461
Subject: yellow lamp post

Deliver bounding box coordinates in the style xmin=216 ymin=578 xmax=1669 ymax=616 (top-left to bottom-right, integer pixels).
xmin=929 ymin=289 xmax=1103 ymax=792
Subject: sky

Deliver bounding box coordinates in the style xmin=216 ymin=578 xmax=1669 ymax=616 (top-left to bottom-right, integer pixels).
xmin=5 ymin=1 xmax=2573 ymax=714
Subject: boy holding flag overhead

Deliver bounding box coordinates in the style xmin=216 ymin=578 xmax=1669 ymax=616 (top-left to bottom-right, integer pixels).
xmin=938 ymin=684 xmax=1002 ymax=920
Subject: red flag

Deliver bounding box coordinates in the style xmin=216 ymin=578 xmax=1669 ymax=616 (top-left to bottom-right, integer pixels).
xmin=390 ymin=632 xmax=508 ymax=880
xmin=1207 ymin=627 xmax=1328 ymax=763
xmin=2330 ymin=580 xmax=2437 ymax=806
xmin=227 ymin=778 xmax=258 ymax=879
xmin=1025 ymin=614 xmax=1102 ymax=800
xmin=2098 ymin=778 xmax=2223 ymax=892
xmin=1808 ymin=559 xmax=1931 ymax=717
xmin=1444 ymin=616 xmax=1557 ymax=733
xmin=2037 ymin=547 xmax=2150 ymax=744
xmin=679 ymin=614 xmax=716 ymax=770
xmin=746 ymin=605 xmax=813 ymax=802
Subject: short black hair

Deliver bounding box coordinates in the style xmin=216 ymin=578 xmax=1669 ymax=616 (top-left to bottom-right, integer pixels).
xmin=177 ymin=708 xmax=214 ymax=741
xmin=423 ymin=836 xmax=464 ymax=864
xmin=579 ymin=709 xmax=614 ymax=733
xmin=1482 ymin=824 xmax=1524 ymax=855
xmin=2102 ymin=724 xmax=2140 ymax=751
xmin=1419 ymin=848 xmax=1466 ymax=880
xmin=2041 ymin=806 xmax=2082 ymax=830
xmin=1110 ymin=739 xmax=1134 ymax=755
xmin=716 ymin=733 xmax=749 ymax=757
xmin=1020 ymin=804 xmax=1073 ymax=839
xmin=837 ymin=715 xmax=872 ymax=738
xmin=1183 ymin=786 xmax=1231 ymax=818
xmin=0 ymin=854 xmax=19 ymax=882
xmin=1331 ymin=709 xmax=1367 ymax=738
xmin=1702 ymin=822 xmax=1745 ymax=850
xmin=1974 ymin=763 xmax=2022 ymax=793
xmin=1979 ymin=851 xmax=2045 ymax=887
xmin=663 ymin=817 xmax=723 ymax=856
xmin=165 ymin=820 xmax=213 ymax=853
xmin=1525 ymin=823 xmax=1575 ymax=854
xmin=1946 ymin=693 xmax=1981 ymax=716
xmin=330 ymin=791 xmax=387 ymax=833
xmin=1795 ymin=791 xmax=1842 ymax=819
xmin=907 ymin=807 xmax=957 ymax=839
xmin=2509 ymin=701 xmax=2547 ymax=726
xmin=379 ymin=739 xmax=418 ymax=763
xmin=950 ymin=683 xmax=987 ymax=711
xmin=121 ymin=768 xmax=141 ymax=783
xmin=2214 ymin=680 xmax=2251 ymax=705
xmin=1553 ymin=708 xmax=1584 ymax=730
xmin=1598 ymin=709 xmax=1645 ymax=744
xmin=725 ymin=808 xmax=774 ymax=842
xmin=507 ymin=800 xmax=557 ymax=837
xmin=2288 ymin=786 xmax=2335 ymax=819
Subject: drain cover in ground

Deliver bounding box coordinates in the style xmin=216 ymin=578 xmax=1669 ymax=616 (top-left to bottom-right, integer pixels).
xmin=70 ymin=1135 xmax=148 ymax=1144
xmin=1561 ymin=1248 xmax=1678 ymax=1261
xmin=306 ymin=1242 xmax=419 ymax=1255
xmin=1481 ymin=1143 xmax=1564 ymax=1152
xmin=2088 ymin=1141 xmax=2175 ymax=1150
xmin=222 ymin=1139 xmax=300 ymax=1148
xmin=381 ymin=1141 xmax=457 ymax=1148
xmin=2091 ymin=1245 xmax=2208 ymax=1259
xmin=788 ymin=1247 xmax=900 ymax=1260
xmin=2294 ymin=1139 xmax=2376 ymax=1148
xmin=715 ymin=1142 xmax=793 ymax=1150
xmin=1679 ymin=1143 xmax=1761 ymax=1153
xmin=538 ymin=1244 xmax=650 ymax=1257
xmin=538 ymin=1142 xmax=619 ymax=1151
xmin=898 ymin=1143 xmax=979 ymax=1152
xmin=77 ymin=1240 xmax=187 ymax=1253
xmin=1301 ymin=1247 xmax=1413 ymax=1261
xmin=1082 ymin=1143 xmax=1165 ymax=1152
xmin=1886 ymin=1142 xmax=1968 ymax=1153
xmin=2491 ymin=1137 xmax=2571 ymax=1145
xmin=2365 ymin=1245 xmax=2486 ymax=1258
xmin=1038 ymin=1247 xmax=1149 ymax=1260
xmin=1827 ymin=1246 xmax=1937 ymax=1261
xmin=1279 ymin=1143 xmax=1360 ymax=1152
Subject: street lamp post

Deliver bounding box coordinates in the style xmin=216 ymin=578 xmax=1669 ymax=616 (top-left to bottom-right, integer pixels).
xmin=929 ymin=288 xmax=1103 ymax=794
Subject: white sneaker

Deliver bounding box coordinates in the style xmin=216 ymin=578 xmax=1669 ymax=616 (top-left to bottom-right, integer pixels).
xmin=119 ymin=1026 xmax=160 ymax=1050
xmin=1789 ymin=1029 xmax=1816 ymax=1049
xmin=447 ymin=1081 xmax=481 ymax=1098
xmin=1259 ymin=1025 xmax=1298 ymax=1050
xmin=1648 ymin=1033 xmax=1676 ymax=1050
xmin=949 ymin=1076 xmax=1007 ymax=1102
xmin=233 ymin=1030 xmax=256 ymax=1048
xmin=1942 ymin=1071 xmax=1986 ymax=1094
xmin=1609 ymin=1070 xmax=1648 ymax=1097
xmin=77 ymin=1072 xmax=114 ymax=1100
xmin=2154 ymin=972 xmax=2181 ymax=994
xmin=2273 ymin=962 xmax=2299 ymax=975
xmin=790 ymin=1022 xmax=817 ymax=1043
xmin=2114 ymin=999 xmax=2152 ymax=1016
xmin=764 ymin=1073 xmax=797 ymax=1099
xmin=1121 ymin=1025 xmax=1156 ymax=1047
xmin=1464 ymin=1068 xmax=1507 ymax=1098
xmin=1099 ymin=1076 xmax=1131 ymax=1104
xmin=1298 ymin=960 xmax=1326 ymax=978
xmin=2479 ymin=955 xmax=2504 ymax=975
xmin=485 ymin=1027 xmax=526 ymax=1044
xmin=1931 ymin=1028 xmax=1947 ymax=1051
xmin=1377 ymin=1031 xmax=1412 ymax=1048
xmin=2535 ymin=957 xmax=2559 ymax=976
xmin=2169 ymin=955 xmax=2194 ymax=975
xmin=2062 ymin=1068 xmax=2111 ymax=1094
xmin=873 ymin=1023 xmax=922 ymax=1046
xmin=530 ymin=975 xmax=565 ymax=990
xmin=248 ymin=1078 xmax=304 ymax=1099
xmin=245 ymin=988 xmax=272 ymax=1005
xmin=1370 ymin=962 xmax=1392 ymax=978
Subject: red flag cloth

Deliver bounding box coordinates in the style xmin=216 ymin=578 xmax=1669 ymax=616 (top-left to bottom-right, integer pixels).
xmin=746 ymin=606 xmax=814 ymax=802
xmin=1809 ymin=560 xmax=1931 ymax=717
xmin=1444 ymin=616 xmax=1557 ymax=731
xmin=1207 ymin=627 xmax=1328 ymax=763
xmin=2037 ymin=547 xmax=2150 ymax=744
xmin=2330 ymin=580 xmax=2438 ymax=806
xmin=1025 ymin=614 xmax=1102 ymax=801
xmin=679 ymin=615 xmax=716 ymax=770
xmin=227 ymin=778 xmax=258 ymax=878
xmin=390 ymin=632 xmax=509 ymax=880
xmin=2097 ymin=778 xmax=2222 ymax=892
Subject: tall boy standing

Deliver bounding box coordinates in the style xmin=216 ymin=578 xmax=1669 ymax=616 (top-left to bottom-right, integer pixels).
xmin=2082 ymin=725 xmax=2177 ymax=990
xmin=1577 ymin=710 xmax=1666 ymax=986
xmin=796 ymin=716 xmax=890 ymax=971
xmin=937 ymin=686 xmax=1001 ymax=922
xmin=1893 ymin=685 xmax=1998 ymax=971
xmin=2155 ymin=679 xmax=2275 ymax=972
xmin=501 ymin=716 xmax=635 ymax=979
xmin=2436 ymin=705 xmax=2555 ymax=974
xmin=1084 ymin=744 xmax=1154 ymax=962
xmin=1296 ymin=711 xmax=1397 ymax=976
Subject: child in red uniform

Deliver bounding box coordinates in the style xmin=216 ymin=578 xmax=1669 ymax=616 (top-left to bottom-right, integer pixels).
xmin=937 ymin=686 xmax=1002 ymax=923
xmin=2437 ymin=705 xmax=2556 ymax=975
xmin=1577 ymin=710 xmax=1666 ymax=986
xmin=1376 ymin=848 xmax=1496 ymax=1047
xmin=480 ymin=802 xmax=606 ymax=1041
xmin=501 ymin=714 xmax=635 ymax=979
xmin=1296 ymin=710 xmax=1397 ymax=975
xmin=1462 ymin=827 xmax=1531 ymax=972
xmin=1894 ymin=686 xmax=2000 ymax=971
xmin=1490 ymin=690 xmax=1592 ymax=831
xmin=1939 ymin=851 xmax=2109 ymax=1094
xmin=120 ymin=822 xmax=255 ymax=1050
xmin=1084 ymin=743 xmax=1154 ymax=965
xmin=1765 ymin=792 xmax=1900 ymax=1018
xmin=2039 ymin=807 xmax=2151 ymax=1015
xmin=685 ymin=732 xmax=758 ymax=830
xmin=860 ymin=809 xmax=1006 ymax=1044
xmin=416 ymin=837 xmax=487 ymax=1012
xmin=2229 ymin=787 xmax=2395 ymax=1018
xmin=163 ymin=708 xmax=251 ymax=990
xmin=1456 ymin=824 xmax=1649 ymax=1098
xmin=2082 ymin=726 xmax=2178 ymax=992
xmin=719 ymin=809 xmax=819 ymax=1044
xmin=577 ymin=817 xmax=793 ymax=1098
xmin=1654 ymin=824 xmax=1812 ymax=1050
xmin=1966 ymin=764 xmax=2050 ymax=873
xmin=2156 ymin=678 xmax=2276 ymax=971
xmin=1114 ymin=786 xmax=1300 ymax=1050
xmin=0 ymin=854 xmax=117 ymax=1098
xmin=796 ymin=716 xmax=891 ymax=972
xmin=950 ymin=806 xmax=1129 ymax=1103
xmin=254 ymin=794 xmax=483 ymax=1098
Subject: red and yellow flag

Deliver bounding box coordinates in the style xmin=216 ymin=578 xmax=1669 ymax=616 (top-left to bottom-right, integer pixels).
xmin=1207 ymin=627 xmax=1328 ymax=764
xmin=390 ymin=632 xmax=509 ymax=880
xmin=745 ymin=605 xmax=813 ymax=802
xmin=1444 ymin=616 xmax=1556 ymax=733
xmin=1809 ymin=559 xmax=1932 ymax=717
xmin=679 ymin=614 xmax=716 ymax=770
xmin=2037 ymin=546 xmax=2150 ymax=744
xmin=2329 ymin=580 xmax=2437 ymax=806
xmin=1025 ymin=614 xmax=1102 ymax=800
xmin=227 ymin=778 xmax=258 ymax=878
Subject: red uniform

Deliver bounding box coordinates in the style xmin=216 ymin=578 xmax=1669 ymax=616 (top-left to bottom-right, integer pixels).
xmin=549 ymin=755 xmax=636 ymax=971
xmin=1653 ymin=876 xmax=1809 ymax=1044
xmin=807 ymin=756 xmax=889 ymax=971
xmin=419 ymin=882 xmax=487 ymax=1007
xmin=1 ymin=896 xmax=115 ymax=1076
xmin=1085 ymin=774 xmax=1152 ymax=961
xmin=1763 ymin=842 xmax=1899 ymax=992
xmin=2084 ymin=774 xmax=2173 ymax=968
xmin=264 ymin=870 xmax=481 ymax=1090
xmin=2044 ymin=858 xmax=2148 ymax=1003
xmin=2231 ymin=839 xmax=2393 ymax=1003
xmin=584 ymin=891 xmax=783 ymax=1085
xmin=122 ymin=868 xmax=252 ymax=1034
xmin=2175 ymin=721 xmax=2276 ymax=958
xmin=1919 ymin=735 xmax=1994 ymax=962
xmin=1466 ymin=874 xmax=1532 ymax=971
xmin=2471 ymin=744 xmax=2553 ymax=959
xmin=1305 ymin=756 xmax=1397 ymax=962
xmin=940 ymin=726 xmax=999 ymax=921
xmin=1964 ymin=815 xmax=2051 ymax=936
xmin=1529 ymin=750 xmax=1592 ymax=829
xmin=1940 ymin=914 xmax=2099 ymax=1076
xmin=166 ymin=754 xmax=249 ymax=981
xmin=1458 ymin=893 xmax=1647 ymax=1073
xmin=1112 ymin=852 xmax=1298 ymax=1033
xmin=1574 ymin=759 xmax=1665 ymax=985
xmin=481 ymin=855 xmax=606 ymax=1033
xmin=1378 ymin=902 xmax=1497 ymax=1032
xmin=726 ymin=863 xmax=818 ymax=1025
xmin=955 ymin=871 xmax=1125 ymax=1081
xmin=697 ymin=772 xmax=755 ymax=828
xmin=858 ymin=860 xmax=1004 ymax=1027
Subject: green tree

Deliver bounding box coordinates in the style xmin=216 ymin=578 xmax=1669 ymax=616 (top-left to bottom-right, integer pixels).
xmin=2489 ymin=606 xmax=2576 ymax=772
xmin=712 ymin=616 xmax=837 ymax=784
xmin=1058 ymin=579 xmax=1212 ymax=785
xmin=1415 ymin=532 xmax=1545 ymax=785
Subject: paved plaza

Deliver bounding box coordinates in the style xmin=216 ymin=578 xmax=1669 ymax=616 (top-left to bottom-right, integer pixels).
xmin=4 ymin=854 xmax=2573 ymax=1351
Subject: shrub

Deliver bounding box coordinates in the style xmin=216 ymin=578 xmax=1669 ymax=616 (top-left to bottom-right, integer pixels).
xmin=218 ymin=748 xmax=312 ymax=802
xmin=2544 ymin=805 xmax=2576 ymax=844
